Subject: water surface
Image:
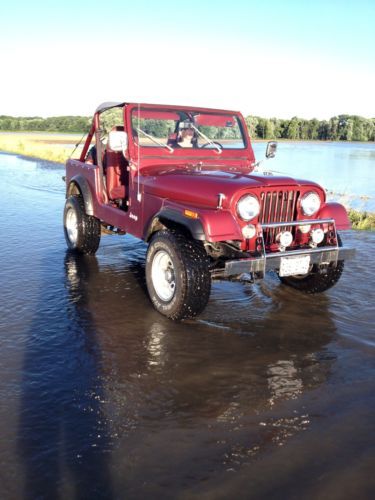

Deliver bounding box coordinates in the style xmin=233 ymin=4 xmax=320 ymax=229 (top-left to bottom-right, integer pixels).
xmin=0 ymin=152 xmax=374 ymax=499
xmin=253 ymin=141 xmax=375 ymax=211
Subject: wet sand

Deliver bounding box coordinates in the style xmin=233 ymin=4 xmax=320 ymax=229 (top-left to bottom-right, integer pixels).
xmin=0 ymin=152 xmax=374 ymax=499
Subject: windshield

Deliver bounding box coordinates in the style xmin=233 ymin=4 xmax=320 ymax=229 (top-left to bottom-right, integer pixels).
xmin=131 ymin=108 xmax=246 ymax=151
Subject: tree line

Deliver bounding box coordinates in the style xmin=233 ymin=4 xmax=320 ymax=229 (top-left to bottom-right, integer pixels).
xmin=0 ymin=113 xmax=374 ymax=142
xmin=245 ymin=115 xmax=375 ymax=142
xmin=0 ymin=115 xmax=91 ymax=133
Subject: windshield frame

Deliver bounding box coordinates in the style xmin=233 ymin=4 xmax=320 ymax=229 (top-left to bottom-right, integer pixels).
xmin=128 ymin=105 xmax=249 ymax=157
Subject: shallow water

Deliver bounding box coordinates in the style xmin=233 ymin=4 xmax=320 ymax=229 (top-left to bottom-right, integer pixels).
xmin=0 ymin=152 xmax=374 ymax=499
xmin=253 ymin=141 xmax=375 ymax=211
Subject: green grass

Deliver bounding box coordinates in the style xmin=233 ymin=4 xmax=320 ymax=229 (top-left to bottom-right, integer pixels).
xmin=348 ymin=209 xmax=375 ymax=231
xmin=0 ymin=132 xmax=84 ymax=163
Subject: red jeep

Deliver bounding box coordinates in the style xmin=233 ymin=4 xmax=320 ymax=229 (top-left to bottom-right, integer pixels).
xmin=64 ymin=102 xmax=354 ymax=320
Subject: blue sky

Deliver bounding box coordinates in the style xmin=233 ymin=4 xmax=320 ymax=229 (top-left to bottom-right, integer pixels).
xmin=1 ymin=0 xmax=374 ymax=118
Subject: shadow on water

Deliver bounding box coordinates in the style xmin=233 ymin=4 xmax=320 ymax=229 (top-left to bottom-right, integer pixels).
xmin=17 ymin=252 xmax=113 ymax=499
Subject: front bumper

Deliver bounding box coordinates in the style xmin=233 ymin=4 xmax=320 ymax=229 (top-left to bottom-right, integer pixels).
xmin=225 ymin=217 xmax=355 ymax=278
xmin=225 ymin=245 xmax=355 ymax=277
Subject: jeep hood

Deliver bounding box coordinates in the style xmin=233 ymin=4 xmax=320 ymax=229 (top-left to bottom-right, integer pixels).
xmin=141 ymin=165 xmax=324 ymax=208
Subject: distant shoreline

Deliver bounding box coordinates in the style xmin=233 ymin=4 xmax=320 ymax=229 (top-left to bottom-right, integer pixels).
xmin=1 ymin=131 xmax=373 ymax=146
xmin=1 ymin=134 xmax=373 ymax=164
xmin=0 ymin=135 xmax=373 ymax=231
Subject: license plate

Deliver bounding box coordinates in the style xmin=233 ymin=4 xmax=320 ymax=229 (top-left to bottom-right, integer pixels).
xmin=279 ymin=255 xmax=311 ymax=277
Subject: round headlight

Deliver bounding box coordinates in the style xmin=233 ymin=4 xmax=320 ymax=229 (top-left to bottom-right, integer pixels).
xmin=237 ymin=195 xmax=260 ymax=221
xmin=301 ymin=191 xmax=321 ymax=216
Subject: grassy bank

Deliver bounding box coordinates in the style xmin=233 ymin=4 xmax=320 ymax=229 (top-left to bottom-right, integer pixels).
xmin=348 ymin=209 xmax=375 ymax=230
xmin=0 ymin=132 xmax=83 ymax=163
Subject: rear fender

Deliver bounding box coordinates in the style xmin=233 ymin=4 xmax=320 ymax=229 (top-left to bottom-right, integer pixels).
xmin=317 ymin=202 xmax=351 ymax=230
xmin=67 ymin=174 xmax=94 ymax=215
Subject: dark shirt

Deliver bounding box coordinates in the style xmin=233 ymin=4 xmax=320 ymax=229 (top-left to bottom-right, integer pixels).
xmin=85 ymin=145 xmax=97 ymax=164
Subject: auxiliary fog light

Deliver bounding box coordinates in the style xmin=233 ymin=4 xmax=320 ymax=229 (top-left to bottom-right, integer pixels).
xmin=298 ymin=224 xmax=311 ymax=234
xmin=311 ymin=228 xmax=325 ymax=245
xmin=277 ymin=230 xmax=293 ymax=248
xmin=242 ymin=224 xmax=256 ymax=239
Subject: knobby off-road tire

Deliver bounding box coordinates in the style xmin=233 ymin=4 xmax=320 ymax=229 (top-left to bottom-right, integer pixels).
xmin=146 ymin=230 xmax=211 ymax=320
xmin=63 ymin=195 xmax=101 ymax=255
xmin=279 ymin=234 xmax=344 ymax=293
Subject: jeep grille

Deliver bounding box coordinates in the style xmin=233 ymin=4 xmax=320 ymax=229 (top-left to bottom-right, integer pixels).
xmin=259 ymin=190 xmax=299 ymax=246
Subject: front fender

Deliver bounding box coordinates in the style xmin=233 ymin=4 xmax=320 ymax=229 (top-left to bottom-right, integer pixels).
xmin=317 ymin=202 xmax=351 ymax=230
xmin=145 ymin=205 xmax=243 ymax=242
xmin=198 ymin=209 xmax=243 ymax=241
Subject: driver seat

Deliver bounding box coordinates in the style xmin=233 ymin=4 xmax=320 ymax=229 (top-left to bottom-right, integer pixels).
xmin=105 ymin=127 xmax=128 ymax=201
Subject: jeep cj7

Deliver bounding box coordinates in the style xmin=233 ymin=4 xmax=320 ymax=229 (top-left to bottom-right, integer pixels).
xmin=64 ymin=102 xmax=354 ymax=320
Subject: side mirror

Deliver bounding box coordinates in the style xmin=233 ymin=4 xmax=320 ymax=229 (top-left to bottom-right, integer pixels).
xmin=108 ymin=130 xmax=128 ymax=152
xmin=265 ymin=141 xmax=277 ymax=159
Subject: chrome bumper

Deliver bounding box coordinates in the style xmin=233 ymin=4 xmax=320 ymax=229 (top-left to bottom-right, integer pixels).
xmin=225 ymin=245 xmax=355 ymax=277
xmin=224 ymin=218 xmax=356 ymax=277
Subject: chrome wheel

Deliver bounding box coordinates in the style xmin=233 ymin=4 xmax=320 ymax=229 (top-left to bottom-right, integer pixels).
xmin=151 ymin=250 xmax=176 ymax=301
xmin=63 ymin=196 xmax=101 ymax=255
xmin=66 ymin=207 xmax=78 ymax=244
xmin=146 ymin=230 xmax=211 ymax=319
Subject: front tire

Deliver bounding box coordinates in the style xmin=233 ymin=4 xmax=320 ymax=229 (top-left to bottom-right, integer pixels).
xmin=146 ymin=230 xmax=211 ymax=320
xmin=63 ymin=196 xmax=101 ymax=255
xmin=279 ymin=234 xmax=344 ymax=293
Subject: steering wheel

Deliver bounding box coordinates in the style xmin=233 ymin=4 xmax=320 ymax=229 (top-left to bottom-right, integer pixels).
xmin=200 ymin=141 xmax=223 ymax=149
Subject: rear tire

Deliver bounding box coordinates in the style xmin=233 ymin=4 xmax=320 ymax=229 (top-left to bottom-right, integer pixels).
xmin=146 ymin=230 xmax=211 ymax=320
xmin=63 ymin=195 xmax=101 ymax=255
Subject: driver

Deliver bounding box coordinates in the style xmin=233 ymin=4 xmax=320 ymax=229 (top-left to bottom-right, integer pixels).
xmin=175 ymin=122 xmax=197 ymax=148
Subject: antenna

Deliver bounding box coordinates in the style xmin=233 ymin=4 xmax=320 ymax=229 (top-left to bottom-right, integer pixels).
xmin=137 ymin=103 xmax=142 ymax=202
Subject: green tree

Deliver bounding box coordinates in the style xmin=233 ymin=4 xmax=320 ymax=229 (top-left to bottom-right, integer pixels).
xmin=352 ymin=116 xmax=367 ymax=141
xmin=307 ymin=118 xmax=319 ymax=140
xmin=328 ymin=117 xmax=339 ymax=141
xmin=345 ymin=118 xmax=354 ymax=141
xmin=318 ymin=121 xmax=329 ymax=140
xmin=286 ymin=118 xmax=300 ymax=140
xmin=255 ymin=118 xmax=268 ymax=139
xmin=245 ymin=116 xmax=258 ymax=139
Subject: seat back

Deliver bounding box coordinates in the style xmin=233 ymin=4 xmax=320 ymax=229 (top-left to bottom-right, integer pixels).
xmin=105 ymin=129 xmax=128 ymax=200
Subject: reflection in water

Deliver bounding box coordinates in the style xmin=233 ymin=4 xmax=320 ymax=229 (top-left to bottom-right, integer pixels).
xmin=267 ymin=360 xmax=303 ymax=405
xmin=58 ymin=247 xmax=339 ymax=486
xmin=147 ymin=323 xmax=167 ymax=367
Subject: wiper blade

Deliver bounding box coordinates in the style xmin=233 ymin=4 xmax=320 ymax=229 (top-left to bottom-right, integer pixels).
xmin=191 ymin=124 xmax=222 ymax=154
xmin=136 ymin=128 xmax=174 ymax=153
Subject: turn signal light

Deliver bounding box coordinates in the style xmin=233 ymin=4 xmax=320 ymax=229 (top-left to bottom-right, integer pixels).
xmin=184 ymin=209 xmax=199 ymax=219
xmin=242 ymin=224 xmax=256 ymax=239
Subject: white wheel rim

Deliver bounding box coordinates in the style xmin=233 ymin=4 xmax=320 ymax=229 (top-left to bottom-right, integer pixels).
xmin=151 ymin=250 xmax=176 ymax=302
xmin=66 ymin=207 xmax=78 ymax=244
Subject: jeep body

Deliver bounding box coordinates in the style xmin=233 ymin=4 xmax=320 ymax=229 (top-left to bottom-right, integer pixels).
xmin=64 ymin=102 xmax=354 ymax=319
